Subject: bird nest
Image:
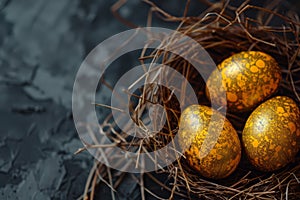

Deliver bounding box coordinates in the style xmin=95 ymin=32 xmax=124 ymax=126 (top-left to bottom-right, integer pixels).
xmin=77 ymin=0 xmax=300 ymax=199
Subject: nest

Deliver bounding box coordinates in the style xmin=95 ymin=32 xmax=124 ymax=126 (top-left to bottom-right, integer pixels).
xmin=77 ymin=0 xmax=300 ymax=199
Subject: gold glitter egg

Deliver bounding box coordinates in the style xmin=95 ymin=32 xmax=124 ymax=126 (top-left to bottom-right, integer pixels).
xmin=206 ymin=51 xmax=282 ymax=112
xmin=178 ymin=105 xmax=241 ymax=179
xmin=242 ymin=96 xmax=300 ymax=171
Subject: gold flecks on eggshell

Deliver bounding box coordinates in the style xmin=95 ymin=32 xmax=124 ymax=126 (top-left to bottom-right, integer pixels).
xmin=206 ymin=51 xmax=282 ymax=112
xmin=178 ymin=105 xmax=241 ymax=179
xmin=242 ymin=96 xmax=300 ymax=171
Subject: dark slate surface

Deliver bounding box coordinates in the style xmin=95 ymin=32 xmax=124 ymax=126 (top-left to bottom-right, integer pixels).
xmin=0 ymin=1 xmax=166 ymax=199
xmin=0 ymin=0 xmax=299 ymax=200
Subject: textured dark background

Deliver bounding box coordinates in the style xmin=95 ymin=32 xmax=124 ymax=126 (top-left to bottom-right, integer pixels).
xmin=0 ymin=0 xmax=299 ymax=200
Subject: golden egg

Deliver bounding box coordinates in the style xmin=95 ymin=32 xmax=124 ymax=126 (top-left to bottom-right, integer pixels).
xmin=206 ymin=51 xmax=282 ymax=112
xmin=242 ymin=96 xmax=300 ymax=171
xmin=178 ymin=105 xmax=241 ymax=179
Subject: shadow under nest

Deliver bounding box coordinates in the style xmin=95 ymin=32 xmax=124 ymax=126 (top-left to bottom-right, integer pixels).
xmin=77 ymin=0 xmax=300 ymax=199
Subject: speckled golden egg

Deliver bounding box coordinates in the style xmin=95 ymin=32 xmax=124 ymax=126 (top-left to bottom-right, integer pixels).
xmin=242 ymin=96 xmax=300 ymax=171
xmin=178 ymin=105 xmax=241 ymax=179
xmin=206 ymin=51 xmax=282 ymax=112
